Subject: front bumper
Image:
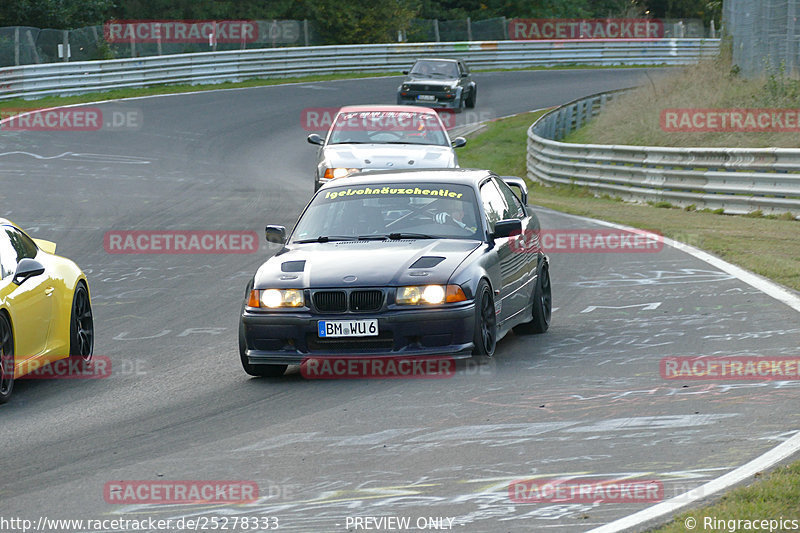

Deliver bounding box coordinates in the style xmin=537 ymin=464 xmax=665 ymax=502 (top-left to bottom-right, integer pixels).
xmin=242 ymin=304 xmax=475 ymax=365
xmin=397 ymin=91 xmax=461 ymax=109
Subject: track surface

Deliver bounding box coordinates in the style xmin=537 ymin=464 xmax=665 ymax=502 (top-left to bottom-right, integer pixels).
xmin=2 ymin=69 xmax=800 ymax=532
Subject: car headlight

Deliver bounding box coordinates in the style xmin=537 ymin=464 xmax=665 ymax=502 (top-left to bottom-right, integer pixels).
xmin=322 ymin=168 xmax=361 ymax=180
xmin=396 ymin=285 xmax=467 ymax=305
xmin=248 ymin=289 xmax=304 ymax=308
xmin=401 ymin=84 xmax=410 ymax=91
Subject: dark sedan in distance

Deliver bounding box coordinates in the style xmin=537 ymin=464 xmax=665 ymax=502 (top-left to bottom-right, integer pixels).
xmin=239 ymin=169 xmax=551 ymax=377
xmin=397 ymin=58 xmax=477 ymax=111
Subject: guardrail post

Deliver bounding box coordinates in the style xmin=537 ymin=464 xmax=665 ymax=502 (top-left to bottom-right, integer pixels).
xmin=434 ymin=19 xmax=440 ymax=42
xmin=14 ymin=27 xmax=19 ymax=65
xmin=62 ymin=30 xmax=69 ymax=62
xmin=467 ymin=17 xmax=472 ymax=41
xmin=303 ymin=19 xmax=309 ymax=46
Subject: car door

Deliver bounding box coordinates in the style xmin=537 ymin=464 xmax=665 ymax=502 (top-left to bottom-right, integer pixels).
xmin=458 ymin=60 xmax=472 ymax=99
xmin=478 ymin=179 xmax=527 ymax=325
xmin=0 ymin=225 xmax=53 ymax=361
xmin=494 ymin=177 xmax=539 ymax=306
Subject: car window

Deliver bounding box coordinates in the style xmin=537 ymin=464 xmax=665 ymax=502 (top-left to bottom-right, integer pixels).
xmin=411 ymin=61 xmax=458 ymax=78
xmin=479 ymin=180 xmax=508 ymax=232
xmin=460 ymin=62 xmax=470 ymax=75
xmin=328 ymin=111 xmax=448 ymax=147
xmin=291 ymin=183 xmax=481 ymax=241
xmin=494 ymin=178 xmax=526 ymax=219
xmin=0 ymin=225 xmax=38 ymax=279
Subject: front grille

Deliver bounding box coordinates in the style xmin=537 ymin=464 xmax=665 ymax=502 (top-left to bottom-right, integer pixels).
xmin=350 ymin=290 xmax=383 ymax=312
xmin=409 ymin=84 xmax=445 ymax=93
xmin=313 ymin=291 xmax=347 ymax=312
xmin=306 ymin=332 xmax=395 ymax=353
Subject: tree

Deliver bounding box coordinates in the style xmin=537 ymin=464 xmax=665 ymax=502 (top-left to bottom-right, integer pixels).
xmin=304 ymin=0 xmax=421 ymax=44
xmin=0 ymin=0 xmax=113 ymax=28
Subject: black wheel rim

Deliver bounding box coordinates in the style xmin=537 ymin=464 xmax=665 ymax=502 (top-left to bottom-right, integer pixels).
xmin=480 ymin=289 xmax=497 ymax=354
xmin=73 ymin=287 xmax=94 ymax=360
xmin=0 ymin=317 xmax=13 ymax=397
xmin=540 ymin=267 xmax=552 ymax=326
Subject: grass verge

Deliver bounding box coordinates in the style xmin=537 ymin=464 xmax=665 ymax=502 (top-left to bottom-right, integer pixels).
xmin=460 ymin=110 xmax=800 ymax=530
xmin=460 ymin=111 xmax=800 ymax=292
xmin=564 ymin=44 xmax=800 ymax=148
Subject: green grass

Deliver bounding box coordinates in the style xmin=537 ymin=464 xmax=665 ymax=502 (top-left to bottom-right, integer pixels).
xmin=460 ymin=109 xmax=800 ymax=530
xmin=652 ymin=463 xmax=800 ymax=533
xmin=460 ymin=110 xmax=800 ymax=292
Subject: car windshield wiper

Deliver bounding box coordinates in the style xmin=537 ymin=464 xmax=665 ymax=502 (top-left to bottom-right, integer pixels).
xmin=411 ymin=72 xmax=432 ymax=78
xmin=381 ymin=141 xmax=443 ymax=145
xmin=329 ymin=141 xmax=371 ymax=145
xmin=388 ymin=232 xmax=436 ymax=240
xmin=293 ymin=235 xmax=359 ymax=243
xmin=428 ymin=72 xmax=454 ymax=78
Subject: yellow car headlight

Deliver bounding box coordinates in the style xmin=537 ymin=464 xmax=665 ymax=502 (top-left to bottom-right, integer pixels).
xmin=396 ymin=285 xmax=467 ymax=305
xmin=323 ymin=168 xmax=361 ymax=180
xmin=248 ymin=289 xmax=304 ymax=308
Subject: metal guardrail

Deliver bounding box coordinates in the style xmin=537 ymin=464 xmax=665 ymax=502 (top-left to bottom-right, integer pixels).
xmin=0 ymin=38 xmax=719 ymax=101
xmin=527 ymin=90 xmax=800 ymax=216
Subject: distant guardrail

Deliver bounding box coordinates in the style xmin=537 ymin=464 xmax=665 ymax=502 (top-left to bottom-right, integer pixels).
xmin=526 ymin=90 xmax=800 ymax=216
xmin=0 ymin=38 xmax=718 ymax=101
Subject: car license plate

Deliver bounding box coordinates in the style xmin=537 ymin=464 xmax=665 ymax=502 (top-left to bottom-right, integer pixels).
xmin=318 ymin=319 xmax=378 ymax=337
xmin=417 ymin=94 xmax=436 ymax=101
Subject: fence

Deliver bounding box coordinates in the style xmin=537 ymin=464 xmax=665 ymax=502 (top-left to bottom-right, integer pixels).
xmin=0 ymin=17 xmax=712 ymax=67
xmin=723 ymin=0 xmax=800 ymax=77
xmin=0 ymin=39 xmax=719 ymax=101
xmin=527 ymin=90 xmax=800 ymax=216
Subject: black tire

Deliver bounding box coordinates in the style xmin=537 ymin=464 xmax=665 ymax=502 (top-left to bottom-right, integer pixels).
xmin=471 ymin=279 xmax=497 ymax=357
xmin=0 ymin=312 xmax=14 ymax=405
xmin=69 ymin=282 xmax=93 ymax=362
xmin=466 ymin=86 xmax=476 ymax=108
xmin=239 ymin=281 xmax=287 ymax=378
xmin=514 ymin=260 xmax=551 ymax=334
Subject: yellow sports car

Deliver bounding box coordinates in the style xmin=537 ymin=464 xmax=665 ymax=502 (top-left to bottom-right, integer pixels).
xmin=0 ymin=219 xmax=93 ymax=404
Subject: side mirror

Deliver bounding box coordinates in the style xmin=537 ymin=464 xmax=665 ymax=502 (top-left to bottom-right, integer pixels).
xmin=452 ymin=137 xmax=467 ymax=148
xmin=461 ymin=72 xmax=469 ymax=77
xmin=501 ymin=176 xmax=528 ymax=205
xmin=13 ymin=258 xmax=45 ymax=285
xmin=307 ymin=133 xmax=324 ymax=146
xmin=265 ymin=225 xmax=287 ymax=245
xmin=492 ymin=219 xmax=522 ymax=239
xmin=402 ymin=70 xmax=409 ymax=75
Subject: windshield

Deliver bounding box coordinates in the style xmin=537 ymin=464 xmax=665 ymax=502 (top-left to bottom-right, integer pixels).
xmin=291 ymin=183 xmax=482 ymax=242
xmin=328 ymin=110 xmax=448 ymax=146
xmin=410 ymin=60 xmax=459 ymax=78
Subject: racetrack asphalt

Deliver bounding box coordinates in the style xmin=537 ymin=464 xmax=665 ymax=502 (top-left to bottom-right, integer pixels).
xmin=1 ymin=68 xmax=799 ymax=532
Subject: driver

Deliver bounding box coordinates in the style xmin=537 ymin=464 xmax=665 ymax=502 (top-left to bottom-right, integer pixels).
xmin=434 ymin=199 xmax=477 ymax=232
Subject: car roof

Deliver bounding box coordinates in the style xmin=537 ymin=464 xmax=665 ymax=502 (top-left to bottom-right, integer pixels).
xmin=413 ymin=58 xmax=459 ymax=63
xmin=320 ymin=168 xmax=494 ymax=189
xmin=337 ymin=104 xmax=438 ymax=114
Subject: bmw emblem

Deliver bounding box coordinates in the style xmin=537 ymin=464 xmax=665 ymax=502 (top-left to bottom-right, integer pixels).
xmin=343 ymin=275 xmax=357 ymax=283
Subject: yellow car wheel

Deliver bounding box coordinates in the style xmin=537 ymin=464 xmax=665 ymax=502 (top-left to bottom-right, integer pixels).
xmin=0 ymin=313 xmax=14 ymax=404
xmin=69 ymin=283 xmax=93 ymax=361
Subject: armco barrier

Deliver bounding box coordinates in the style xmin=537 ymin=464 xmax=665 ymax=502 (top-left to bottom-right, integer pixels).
xmin=0 ymin=39 xmax=718 ymax=101
xmin=527 ymin=90 xmax=800 ymax=216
